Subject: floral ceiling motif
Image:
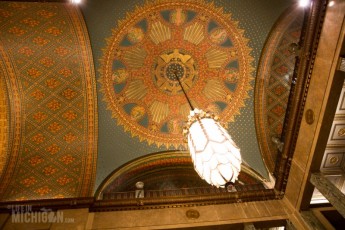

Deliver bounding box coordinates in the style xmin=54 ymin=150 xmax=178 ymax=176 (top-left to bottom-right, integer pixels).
xmin=100 ymin=0 xmax=253 ymax=148
xmin=0 ymin=2 xmax=97 ymax=200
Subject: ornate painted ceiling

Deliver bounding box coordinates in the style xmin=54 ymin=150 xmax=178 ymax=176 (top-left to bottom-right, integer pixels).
xmin=82 ymin=0 xmax=294 ymax=190
xmin=255 ymin=7 xmax=304 ymax=173
xmin=0 ymin=0 xmax=302 ymax=201
xmin=0 ymin=1 xmax=97 ymax=200
xmin=100 ymin=0 xmax=254 ymax=149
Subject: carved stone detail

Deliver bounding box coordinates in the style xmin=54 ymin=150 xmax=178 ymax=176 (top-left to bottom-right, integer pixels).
xmin=186 ymin=209 xmax=200 ymax=219
xmin=305 ymin=109 xmax=315 ymax=125
xmin=310 ymin=173 xmax=345 ymax=218
xmin=300 ymin=211 xmax=327 ymax=230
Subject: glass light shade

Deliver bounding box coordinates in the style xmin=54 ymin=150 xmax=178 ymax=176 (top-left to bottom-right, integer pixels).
xmin=186 ymin=109 xmax=242 ymax=188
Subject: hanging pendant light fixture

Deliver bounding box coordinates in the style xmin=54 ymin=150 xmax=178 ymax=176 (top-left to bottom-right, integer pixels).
xmin=174 ymin=71 xmax=242 ymax=188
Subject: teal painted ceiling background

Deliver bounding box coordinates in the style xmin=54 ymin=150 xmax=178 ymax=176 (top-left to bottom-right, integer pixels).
xmin=80 ymin=0 xmax=293 ymax=190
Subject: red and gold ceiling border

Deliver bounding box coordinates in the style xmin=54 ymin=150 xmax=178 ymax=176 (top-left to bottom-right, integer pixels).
xmin=100 ymin=0 xmax=254 ymax=148
xmin=0 ymin=2 xmax=97 ymax=200
xmin=254 ymin=6 xmax=303 ymax=173
xmin=0 ymin=71 xmax=8 ymax=179
xmin=0 ymin=44 xmax=21 ymax=193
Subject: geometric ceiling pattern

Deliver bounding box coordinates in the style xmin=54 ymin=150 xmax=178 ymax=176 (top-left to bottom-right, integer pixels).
xmin=0 ymin=2 xmax=97 ymax=201
xmin=255 ymin=6 xmax=304 ymax=172
xmin=100 ymin=0 xmax=253 ymax=148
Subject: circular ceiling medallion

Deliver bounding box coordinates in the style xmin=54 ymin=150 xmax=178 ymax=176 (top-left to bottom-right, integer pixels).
xmin=100 ymin=0 xmax=253 ymax=147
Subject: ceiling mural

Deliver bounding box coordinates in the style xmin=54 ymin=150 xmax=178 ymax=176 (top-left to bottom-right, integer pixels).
xmin=100 ymin=0 xmax=253 ymax=148
xmin=0 ymin=2 xmax=97 ymax=200
xmin=0 ymin=0 xmax=294 ymax=202
xmin=81 ymin=0 xmax=291 ymax=188
xmin=255 ymin=7 xmax=304 ymax=172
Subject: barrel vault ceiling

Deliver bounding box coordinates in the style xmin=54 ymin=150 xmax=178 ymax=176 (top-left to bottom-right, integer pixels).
xmin=0 ymin=0 xmax=310 ymax=201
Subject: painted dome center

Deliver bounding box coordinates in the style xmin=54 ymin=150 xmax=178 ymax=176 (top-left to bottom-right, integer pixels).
xmin=153 ymin=49 xmax=197 ymax=95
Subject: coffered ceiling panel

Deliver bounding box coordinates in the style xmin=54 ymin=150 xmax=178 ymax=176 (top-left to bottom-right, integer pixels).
xmin=327 ymin=119 xmax=345 ymax=146
xmin=321 ymin=149 xmax=345 ymax=171
xmin=335 ymin=85 xmax=345 ymax=115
